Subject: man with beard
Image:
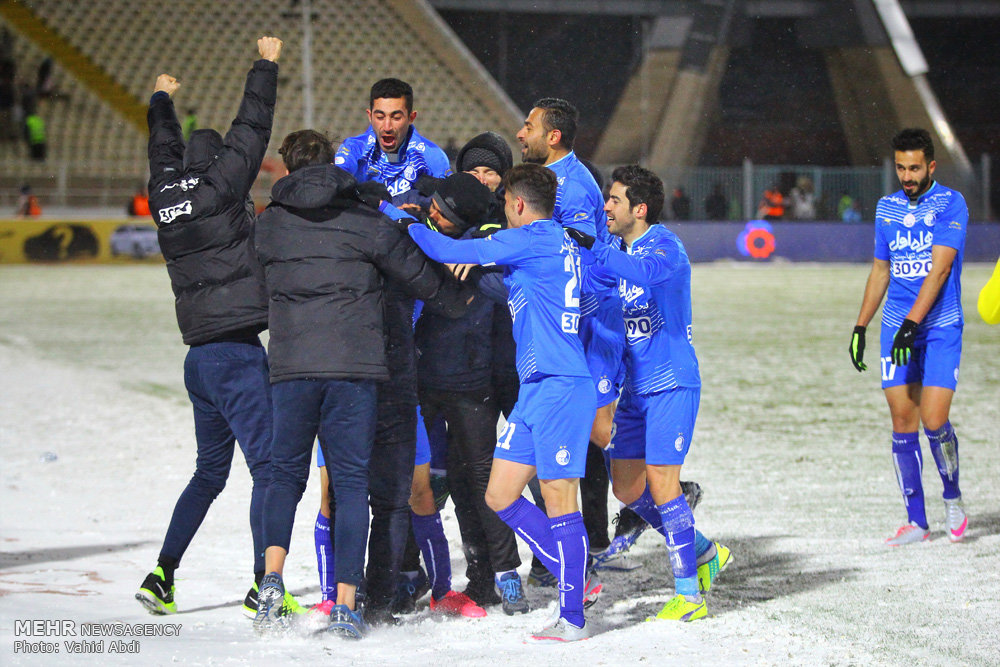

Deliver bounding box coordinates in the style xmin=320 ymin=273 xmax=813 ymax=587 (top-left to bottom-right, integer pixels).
xmin=849 ymin=128 xmax=969 ymax=546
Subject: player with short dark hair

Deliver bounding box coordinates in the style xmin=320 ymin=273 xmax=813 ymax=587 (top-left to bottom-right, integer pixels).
xmin=407 ymin=163 xmax=597 ymax=643
xmin=334 ymin=77 xmax=450 ymax=202
xmin=566 ymin=164 xmax=729 ymax=622
xmin=850 ymin=128 xmax=969 ymax=546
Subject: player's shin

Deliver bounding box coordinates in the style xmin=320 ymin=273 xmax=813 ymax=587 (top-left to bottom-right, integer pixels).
xmin=495 ymin=497 xmax=561 ymax=577
xmin=657 ymin=496 xmax=699 ymax=598
xmin=925 ymin=422 xmax=961 ymax=498
xmin=892 ymin=432 xmax=928 ymax=529
xmin=551 ymin=512 xmax=588 ymax=628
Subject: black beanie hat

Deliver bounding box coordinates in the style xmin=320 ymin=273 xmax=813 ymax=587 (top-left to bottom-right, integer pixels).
xmin=456 ymin=131 xmax=513 ymax=177
xmin=431 ymin=172 xmax=492 ymax=231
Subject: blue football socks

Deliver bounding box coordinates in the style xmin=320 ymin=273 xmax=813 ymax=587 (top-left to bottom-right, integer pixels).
xmin=411 ymin=511 xmax=452 ymax=601
xmin=496 ymin=497 xmax=561 ymax=577
xmin=550 ymin=512 xmax=588 ymax=628
xmin=658 ymin=495 xmax=699 ymax=599
xmin=314 ymin=511 xmax=336 ymax=602
xmin=892 ymin=432 xmax=928 ymax=529
xmin=925 ymin=422 xmax=961 ymax=500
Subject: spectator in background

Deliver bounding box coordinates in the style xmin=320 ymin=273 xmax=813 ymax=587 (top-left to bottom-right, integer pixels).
xmin=17 ymin=183 xmax=41 ymax=216
xmin=789 ymin=176 xmax=816 ymax=220
xmin=758 ymin=183 xmax=784 ymax=221
xmin=671 ymin=187 xmax=691 ymax=220
xmin=23 ymin=99 xmax=46 ymax=161
xmin=127 ymin=184 xmax=150 ymax=217
xmin=842 ymin=199 xmax=862 ymax=223
xmin=837 ymin=191 xmax=854 ymax=220
xmin=182 ymin=108 xmax=197 ymax=141
xmin=704 ymin=183 xmax=727 ymax=221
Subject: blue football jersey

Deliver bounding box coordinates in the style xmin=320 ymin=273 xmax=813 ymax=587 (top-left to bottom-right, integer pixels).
xmin=548 ymin=152 xmax=625 ymax=376
xmin=334 ymin=125 xmax=451 ymax=202
xmin=874 ymin=182 xmax=968 ymax=329
xmin=591 ymin=224 xmax=700 ymax=394
xmin=547 ymin=151 xmax=612 ymax=244
xmin=408 ymin=221 xmax=590 ymax=384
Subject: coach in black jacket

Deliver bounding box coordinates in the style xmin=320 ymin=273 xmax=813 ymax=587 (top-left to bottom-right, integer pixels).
xmin=252 ymin=129 xmax=472 ymax=635
xmin=135 ymin=37 xmax=281 ymax=617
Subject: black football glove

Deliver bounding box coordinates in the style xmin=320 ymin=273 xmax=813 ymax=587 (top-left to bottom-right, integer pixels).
xmin=891 ymin=319 xmax=919 ymax=366
xmin=565 ymin=227 xmax=595 ymax=250
xmin=355 ymin=181 xmax=390 ymax=209
xmin=849 ymin=325 xmax=867 ymax=372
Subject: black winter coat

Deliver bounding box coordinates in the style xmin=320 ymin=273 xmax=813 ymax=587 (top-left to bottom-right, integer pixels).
xmin=147 ymin=59 xmax=276 ymax=346
xmin=255 ymin=164 xmax=473 ymax=384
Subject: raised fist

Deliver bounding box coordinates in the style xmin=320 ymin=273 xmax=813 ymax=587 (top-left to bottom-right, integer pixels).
xmin=154 ymin=74 xmax=180 ymax=97
xmin=258 ymin=36 xmax=282 ymax=62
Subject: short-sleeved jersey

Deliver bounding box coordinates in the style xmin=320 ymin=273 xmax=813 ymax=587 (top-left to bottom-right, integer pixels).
xmin=874 ymin=182 xmax=968 ymax=329
xmin=548 ymin=152 xmax=625 ymax=378
xmin=334 ymin=125 xmax=451 ymax=200
xmin=408 ymin=220 xmax=590 ymax=384
xmin=547 ymin=151 xmax=611 ymax=244
xmin=592 ymin=224 xmax=700 ymax=394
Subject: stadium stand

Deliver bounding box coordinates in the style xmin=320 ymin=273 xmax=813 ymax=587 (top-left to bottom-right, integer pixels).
xmin=0 ymin=0 xmax=522 ymax=202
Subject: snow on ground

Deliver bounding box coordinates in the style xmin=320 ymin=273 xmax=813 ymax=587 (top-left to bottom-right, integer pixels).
xmin=1 ymin=262 xmax=998 ymax=666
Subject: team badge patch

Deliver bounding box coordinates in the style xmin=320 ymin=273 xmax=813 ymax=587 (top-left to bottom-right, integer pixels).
xmin=598 ymin=378 xmax=612 ymax=394
xmin=903 ymin=213 xmax=916 ymax=228
xmin=923 ymin=212 xmax=935 ymax=227
xmin=674 ymin=434 xmax=685 ymax=452
xmin=555 ymin=447 xmax=571 ymax=466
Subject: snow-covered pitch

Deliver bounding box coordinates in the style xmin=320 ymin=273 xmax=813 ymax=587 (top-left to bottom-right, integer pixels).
xmin=1 ymin=262 xmax=997 ymax=665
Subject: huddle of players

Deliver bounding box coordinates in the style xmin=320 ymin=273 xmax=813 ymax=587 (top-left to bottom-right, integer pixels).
xmin=135 ymin=34 xmax=970 ymax=643
xmin=133 ymin=35 xmax=728 ymax=642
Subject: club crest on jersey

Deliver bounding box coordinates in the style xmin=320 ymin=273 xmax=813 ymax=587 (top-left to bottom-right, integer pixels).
xmin=923 ymin=212 xmax=935 ymax=227
xmin=404 ymin=164 xmax=417 ymax=181
xmin=902 ymin=213 xmax=916 ymax=228
xmin=555 ymin=447 xmax=571 ymax=466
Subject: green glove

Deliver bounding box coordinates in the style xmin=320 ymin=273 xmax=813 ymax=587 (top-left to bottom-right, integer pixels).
xmin=849 ymin=325 xmax=867 ymax=372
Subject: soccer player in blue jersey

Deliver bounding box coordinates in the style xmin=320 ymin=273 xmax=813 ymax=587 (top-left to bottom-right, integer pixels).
xmin=408 ymin=163 xmax=597 ymax=642
xmin=334 ymin=78 xmax=451 ymax=203
xmin=518 ymin=98 xmax=625 ymax=568
xmin=850 ymin=128 xmax=969 ymax=546
xmin=567 ymin=165 xmax=729 ymax=622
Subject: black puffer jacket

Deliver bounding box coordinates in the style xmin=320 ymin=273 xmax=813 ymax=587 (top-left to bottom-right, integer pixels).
xmin=147 ymin=59 xmax=277 ymax=346
xmin=255 ymin=164 xmax=472 ymax=384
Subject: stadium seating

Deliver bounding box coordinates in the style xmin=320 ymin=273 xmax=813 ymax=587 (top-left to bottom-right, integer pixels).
xmin=1 ymin=0 xmax=522 ymax=189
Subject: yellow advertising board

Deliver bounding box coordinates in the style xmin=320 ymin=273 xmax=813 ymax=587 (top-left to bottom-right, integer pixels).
xmin=0 ymin=219 xmax=164 ymax=264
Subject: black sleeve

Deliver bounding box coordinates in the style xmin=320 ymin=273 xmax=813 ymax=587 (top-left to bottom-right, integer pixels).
xmin=373 ymin=218 xmax=474 ymax=319
xmin=206 ymin=59 xmax=278 ymax=199
xmin=147 ymin=92 xmax=185 ymax=192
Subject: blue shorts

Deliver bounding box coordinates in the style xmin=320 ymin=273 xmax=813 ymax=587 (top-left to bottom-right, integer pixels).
xmin=495 ymin=375 xmax=595 ymax=480
xmin=879 ymin=323 xmax=962 ymax=391
xmin=609 ymin=385 xmax=700 ymax=465
xmin=580 ymin=309 xmax=626 ymax=409
xmin=415 ymin=405 xmax=448 ymax=468
xmin=316 ymin=440 xmax=325 ymax=467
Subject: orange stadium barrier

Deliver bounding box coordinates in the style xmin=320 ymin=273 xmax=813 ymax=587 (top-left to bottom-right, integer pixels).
xmin=0 ymin=219 xmax=162 ymax=264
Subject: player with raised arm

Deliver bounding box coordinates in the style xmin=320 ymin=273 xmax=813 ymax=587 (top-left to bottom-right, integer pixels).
xmin=849 ymin=128 xmax=969 ymax=546
xmin=408 ymin=164 xmax=596 ymax=642
xmin=566 ymin=165 xmax=729 ymax=622
xmin=136 ymin=36 xmax=293 ymax=618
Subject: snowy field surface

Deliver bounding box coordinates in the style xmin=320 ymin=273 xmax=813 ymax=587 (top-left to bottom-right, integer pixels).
xmin=1 ymin=262 xmax=998 ymax=666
